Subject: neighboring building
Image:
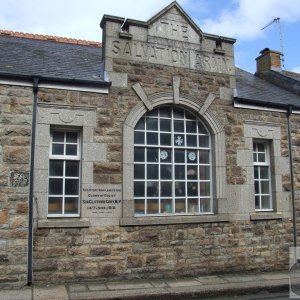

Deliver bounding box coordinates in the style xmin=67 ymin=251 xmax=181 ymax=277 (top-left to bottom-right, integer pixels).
xmin=0 ymin=1 xmax=299 ymax=286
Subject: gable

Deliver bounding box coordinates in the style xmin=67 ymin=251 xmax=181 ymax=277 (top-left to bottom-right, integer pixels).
xmin=148 ymin=5 xmax=202 ymax=43
xmin=101 ymin=1 xmax=236 ymax=84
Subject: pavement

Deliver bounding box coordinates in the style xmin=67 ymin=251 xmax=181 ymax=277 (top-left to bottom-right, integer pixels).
xmin=0 ymin=271 xmax=291 ymax=300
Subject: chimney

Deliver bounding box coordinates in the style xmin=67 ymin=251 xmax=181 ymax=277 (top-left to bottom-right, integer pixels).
xmin=256 ymin=48 xmax=282 ymax=73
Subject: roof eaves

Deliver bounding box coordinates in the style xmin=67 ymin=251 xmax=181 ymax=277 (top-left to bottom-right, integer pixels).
xmin=0 ymin=72 xmax=111 ymax=88
xmin=233 ymin=96 xmax=298 ymax=110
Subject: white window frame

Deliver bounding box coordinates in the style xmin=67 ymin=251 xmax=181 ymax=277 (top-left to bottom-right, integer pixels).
xmin=48 ymin=129 xmax=81 ymax=217
xmin=133 ymin=106 xmax=212 ymax=216
xmin=253 ymin=140 xmax=273 ymax=211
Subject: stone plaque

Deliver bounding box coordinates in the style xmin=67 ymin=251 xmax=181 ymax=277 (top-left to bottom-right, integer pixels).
xmin=82 ymin=184 xmax=122 ymax=218
xmin=10 ymin=171 xmax=29 ymax=187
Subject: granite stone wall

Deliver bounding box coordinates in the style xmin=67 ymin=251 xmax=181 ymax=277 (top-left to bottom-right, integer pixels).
xmin=2 ymin=2 xmax=297 ymax=286
xmin=32 ymin=61 xmax=294 ymax=283
xmin=0 ymin=53 xmax=297 ymax=286
xmin=0 ymin=84 xmax=32 ymax=285
xmin=33 ymin=220 xmax=292 ymax=283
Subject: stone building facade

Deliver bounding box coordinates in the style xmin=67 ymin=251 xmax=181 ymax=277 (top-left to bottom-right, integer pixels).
xmin=0 ymin=2 xmax=299 ymax=286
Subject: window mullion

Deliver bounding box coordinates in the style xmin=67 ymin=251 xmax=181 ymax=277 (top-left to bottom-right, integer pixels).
xmin=258 ymin=166 xmax=262 ymax=210
xmin=158 ymin=111 xmax=161 ymax=214
xmin=197 ymin=149 xmax=200 ymax=213
xmin=144 ymin=147 xmax=147 ymax=215
xmin=184 ymin=112 xmax=187 ymax=214
xmin=196 ymin=118 xmax=200 ymax=213
xmin=62 ymin=160 xmax=66 ymax=214
xmin=171 ymin=109 xmax=175 ymax=214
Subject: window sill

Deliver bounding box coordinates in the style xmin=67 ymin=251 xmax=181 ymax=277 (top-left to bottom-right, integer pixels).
xmin=120 ymin=214 xmax=229 ymax=226
xmin=250 ymin=212 xmax=283 ymax=221
xmin=37 ymin=218 xmax=90 ymax=228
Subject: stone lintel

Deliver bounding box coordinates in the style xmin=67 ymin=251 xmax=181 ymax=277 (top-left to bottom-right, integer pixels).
xmin=132 ymin=83 xmax=153 ymax=111
xmin=199 ymin=93 xmax=215 ymax=115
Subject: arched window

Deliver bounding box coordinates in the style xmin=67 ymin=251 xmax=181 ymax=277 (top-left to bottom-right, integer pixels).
xmin=133 ymin=106 xmax=212 ymax=216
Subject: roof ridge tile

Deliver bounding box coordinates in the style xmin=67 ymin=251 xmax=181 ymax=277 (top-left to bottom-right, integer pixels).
xmin=0 ymin=29 xmax=101 ymax=47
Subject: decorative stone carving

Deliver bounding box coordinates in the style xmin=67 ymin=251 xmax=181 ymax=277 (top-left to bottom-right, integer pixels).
xmin=10 ymin=171 xmax=29 ymax=187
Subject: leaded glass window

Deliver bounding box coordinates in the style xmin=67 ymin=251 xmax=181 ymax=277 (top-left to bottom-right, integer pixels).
xmin=134 ymin=107 xmax=212 ymax=215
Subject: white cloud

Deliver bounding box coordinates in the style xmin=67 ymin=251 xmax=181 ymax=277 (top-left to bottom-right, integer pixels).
xmin=2 ymin=0 xmax=300 ymax=42
xmin=292 ymin=66 xmax=300 ymax=73
xmin=199 ymin=0 xmax=300 ymax=40
xmin=0 ymin=0 xmax=173 ymax=41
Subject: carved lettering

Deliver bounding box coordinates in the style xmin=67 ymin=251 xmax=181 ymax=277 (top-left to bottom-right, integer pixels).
xmin=203 ymin=55 xmax=211 ymax=69
xmin=110 ymin=40 xmax=189 ymax=67
xmin=159 ymin=19 xmax=189 ymax=41
xmin=180 ymin=50 xmax=188 ymax=65
xmin=155 ymin=45 xmax=165 ymax=61
xmin=149 ymin=45 xmax=157 ymax=59
xmin=194 ymin=51 xmax=232 ymax=74
xmin=171 ymin=49 xmax=179 ymax=63
xmin=172 ymin=23 xmax=179 ymax=34
xmin=123 ymin=42 xmax=132 ymax=56
xmin=82 ymin=185 xmax=122 ymax=218
xmin=160 ymin=20 xmax=169 ymax=31
xmin=109 ymin=40 xmax=233 ymax=75
xmin=112 ymin=41 xmax=120 ymax=54
xmin=181 ymin=25 xmax=188 ymax=41
xmin=134 ymin=42 xmax=143 ymax=58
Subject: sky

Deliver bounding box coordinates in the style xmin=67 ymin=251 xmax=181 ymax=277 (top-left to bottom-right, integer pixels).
xmin=1 ymin=0 xmax=300 ymax=73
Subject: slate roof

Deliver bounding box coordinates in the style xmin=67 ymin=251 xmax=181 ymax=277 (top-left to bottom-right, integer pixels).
xmin=283 ymin=70 xmax=300 ymax=81
xmin=235 ymin=68 xmax=300 ymax=109
xmin=0 ymin=34 xmax=105 ymax=83
xmin=1 ymin=33 xmax=300 ymax=107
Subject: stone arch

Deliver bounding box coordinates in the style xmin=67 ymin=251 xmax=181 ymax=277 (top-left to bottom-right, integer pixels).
xmin=122 ymin=92 xmax=227 ymax=224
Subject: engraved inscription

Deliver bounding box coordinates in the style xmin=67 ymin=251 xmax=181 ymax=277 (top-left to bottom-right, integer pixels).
xmin=112 ymin=40 xmax=189 ymax=67
xmin=159 ymin=19 xmax=189 ymax=41
xmin=194 ymin=51 xmax=232 ymax=74
xmin=82 ymin=184 xmax=122 ymax=218
xmin=108 ymin=39 xmax=234 ymax=75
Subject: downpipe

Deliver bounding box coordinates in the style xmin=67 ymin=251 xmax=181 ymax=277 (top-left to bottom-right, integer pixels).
xmin=27 ymin=77 xmax=39 ymax=285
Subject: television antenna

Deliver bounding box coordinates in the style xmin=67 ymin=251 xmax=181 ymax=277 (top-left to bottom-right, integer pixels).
xmin=261 ymin=17 xmax=285 ymax=69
